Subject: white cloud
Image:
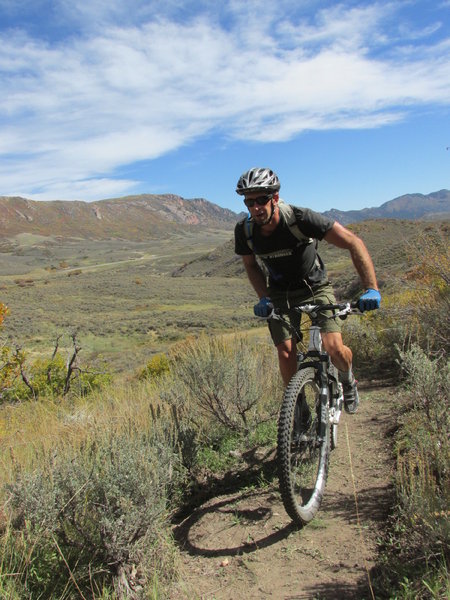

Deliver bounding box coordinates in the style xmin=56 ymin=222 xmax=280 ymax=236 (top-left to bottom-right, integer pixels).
xmin=0 ymin=1 xmax=449 ymax=199
xmin=24 ymin=179 xmax=138 ymax=202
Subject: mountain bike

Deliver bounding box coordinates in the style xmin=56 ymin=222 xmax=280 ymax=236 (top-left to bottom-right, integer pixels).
xmin=267 ymin=301 xmax=360 ymax=526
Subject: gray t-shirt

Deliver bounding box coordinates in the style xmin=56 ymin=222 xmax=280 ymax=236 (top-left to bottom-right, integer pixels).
xmin=234 ymin=205 xmax=334 ymax=291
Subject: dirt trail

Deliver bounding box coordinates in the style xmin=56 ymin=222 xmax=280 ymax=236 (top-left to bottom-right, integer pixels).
xmin=170 ymin=386 xmax=396 ymax=600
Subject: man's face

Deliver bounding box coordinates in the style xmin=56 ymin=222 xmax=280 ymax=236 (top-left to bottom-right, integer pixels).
xmin=244 ymin=191 xmax=277 ymax=225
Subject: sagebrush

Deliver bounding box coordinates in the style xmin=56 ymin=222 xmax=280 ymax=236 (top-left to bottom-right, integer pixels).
xmin=5 ymin=425 xmax=184 ymax=599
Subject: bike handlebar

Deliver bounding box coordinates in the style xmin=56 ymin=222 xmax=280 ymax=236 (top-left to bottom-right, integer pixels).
xmin=266 ymin=300 xmax=361 ymax=323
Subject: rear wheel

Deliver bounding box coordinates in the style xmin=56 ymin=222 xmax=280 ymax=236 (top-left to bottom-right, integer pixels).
xmin=277 ymin=367 xmax=330 ymax=525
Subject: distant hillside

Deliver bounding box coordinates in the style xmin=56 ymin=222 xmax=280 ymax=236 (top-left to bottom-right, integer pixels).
xmin=1 ymin=189 xmax=448 ymax=241
xmin=323 ymin=189 xmax=450 ymax=225
xmin=172 ymin=189 xmax=449 ymax=281
xmin=0 ymin=194 xmax=237 ymax=240
xmin=172 ymin=219 xmax=449 ymax=298
xmin=172 ymin=238 xmax=243 ymax=278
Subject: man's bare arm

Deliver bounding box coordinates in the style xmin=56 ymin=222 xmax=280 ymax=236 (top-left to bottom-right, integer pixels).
xmin=241 ymin=254 xmax=269 ymax=298
xmin=324 ymin=222 xmax=378 ymax=290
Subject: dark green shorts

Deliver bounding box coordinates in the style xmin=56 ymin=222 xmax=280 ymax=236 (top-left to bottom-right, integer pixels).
xmin=267 ymin=283 xmax=341 ymax=346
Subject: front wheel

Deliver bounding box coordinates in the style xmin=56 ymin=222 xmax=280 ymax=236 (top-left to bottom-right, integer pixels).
xmin=277 ymin=367 xmax=330 ymax=525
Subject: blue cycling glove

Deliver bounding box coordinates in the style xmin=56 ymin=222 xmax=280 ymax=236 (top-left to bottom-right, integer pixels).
xmin=254 ymin=296 xmax=273 ymax=318
xmin=358 ymin=288 xmax=381 ymax=312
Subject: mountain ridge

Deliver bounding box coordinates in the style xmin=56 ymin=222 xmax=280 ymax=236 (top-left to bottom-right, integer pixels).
xmin=322 ymin=189 xmax=450 ymax=224
xmin=0 ymin=194 xmax=238 ymax=240
xmin=0 ymin=189 xmax=448 ymax=240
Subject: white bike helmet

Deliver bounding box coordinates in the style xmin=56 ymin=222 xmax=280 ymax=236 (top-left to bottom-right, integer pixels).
xmin=236 ymin=167 xmax=280 ymax=195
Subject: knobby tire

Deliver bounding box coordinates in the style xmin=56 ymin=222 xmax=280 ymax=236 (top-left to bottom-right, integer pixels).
xmin=277 ymin=367 xmax=330 ymax=525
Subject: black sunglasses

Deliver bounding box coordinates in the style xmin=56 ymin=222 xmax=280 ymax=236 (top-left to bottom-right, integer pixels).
xmin=244 ymin=194 xmax=273 ymax=208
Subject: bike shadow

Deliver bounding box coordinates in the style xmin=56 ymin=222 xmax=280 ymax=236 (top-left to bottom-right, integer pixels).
xmin=300 ymin=578 xmax=373 ymax=600
xmin=173 ymin=488 xmax=297 ymax=558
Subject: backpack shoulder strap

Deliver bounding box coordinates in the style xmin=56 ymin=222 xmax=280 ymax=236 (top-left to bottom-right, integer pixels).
xmin=278 ymin=200 xmax=313 ymax=245
xmin=244 ymin=215 xmax=254 ymax=251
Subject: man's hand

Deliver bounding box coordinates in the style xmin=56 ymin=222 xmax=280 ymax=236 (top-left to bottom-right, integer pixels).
xmin=358 ymin=288 xmax=381 ymax=311
xmin=254 ymin=296 xmax=273 ymax=318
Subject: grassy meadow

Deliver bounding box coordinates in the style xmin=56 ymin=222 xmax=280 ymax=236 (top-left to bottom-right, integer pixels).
xmin=0 ymin=230 xmax=259 ymax=373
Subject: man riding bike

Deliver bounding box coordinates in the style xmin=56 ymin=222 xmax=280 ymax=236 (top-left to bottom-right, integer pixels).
xmin=234 ymin=167 xmax=381 ymax=414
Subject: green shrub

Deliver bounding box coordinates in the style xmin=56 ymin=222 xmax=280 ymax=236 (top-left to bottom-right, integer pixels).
xmin=168 ymin=333 xmax=280 ymax=440
xmin=4 ymin=427 xmax=185 ymax=598
xmin=139 ymin=353 xmax=170 ymax=381
xmin=375 ymin=344 xmax=449 ymax=599
xmin=395 ymin=345 xmax=449 ymax=549
xmin=1 ymin=348 xmax=111 ymax=403
xmin=0 ymin=346 xmax=24 ymax=404
xmin=195 ymin=419 xmax=278 ymax=474
xmin=341 ymin=310 xmax=406 ymax=379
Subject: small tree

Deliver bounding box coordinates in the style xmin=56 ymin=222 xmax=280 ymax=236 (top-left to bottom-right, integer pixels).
xmin=1 ymin=321 xmax=110 ymax=403
xmin=0 ymin=304 xmax=24 ymax=402
xmin=0 ymin=302 xmax=6 ymax=326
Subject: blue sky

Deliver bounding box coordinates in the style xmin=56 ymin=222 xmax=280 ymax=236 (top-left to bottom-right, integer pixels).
xmin=1 ymin=0 xmax=449 ymax=214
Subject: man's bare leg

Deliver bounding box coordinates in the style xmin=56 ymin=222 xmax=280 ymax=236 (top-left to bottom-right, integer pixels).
xmin=321 ymin=331 xmax=352 ymax=373
xmin=276 ymin=338 xmax=297 ymax=386
xmin=321 ymin=331 xmax=359 ymax=413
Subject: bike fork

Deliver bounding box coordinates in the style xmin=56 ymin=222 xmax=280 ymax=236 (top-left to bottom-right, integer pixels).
xmin=317 ymin=362 xmax=329 ymax=441
xmin=329 ymin=382 xmax=343 ymax=425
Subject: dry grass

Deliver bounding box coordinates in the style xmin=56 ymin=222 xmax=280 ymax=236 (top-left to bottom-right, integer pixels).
xmin=0 ymin=379 xmax=168 ymax=493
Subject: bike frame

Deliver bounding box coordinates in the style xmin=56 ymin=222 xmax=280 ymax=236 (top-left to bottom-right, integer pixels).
xmin=269 ymin=302 xmax=356 ymax=441
xmin=295 ymin=324 xmax=332 ymax=442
